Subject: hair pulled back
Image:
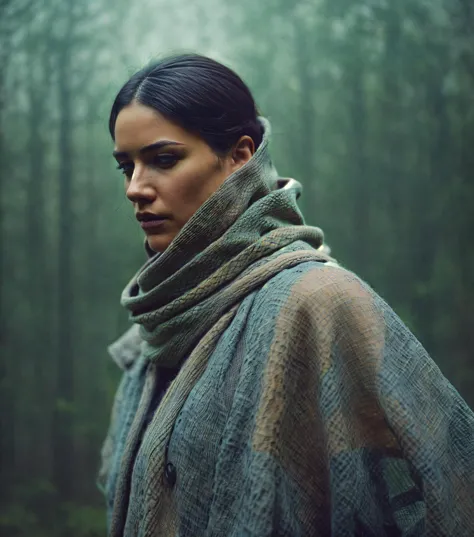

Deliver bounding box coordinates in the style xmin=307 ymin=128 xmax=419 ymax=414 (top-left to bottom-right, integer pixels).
xmin=109 ymin=53 xmax=263 ymax=156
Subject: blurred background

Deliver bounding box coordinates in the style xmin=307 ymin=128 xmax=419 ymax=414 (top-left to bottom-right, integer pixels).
xmin=1 ymin=0 xmax=473 ymax=535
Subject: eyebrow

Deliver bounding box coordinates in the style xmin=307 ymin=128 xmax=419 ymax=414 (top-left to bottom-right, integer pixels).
xmin=112 ymin=140 xmax=184 ymax=159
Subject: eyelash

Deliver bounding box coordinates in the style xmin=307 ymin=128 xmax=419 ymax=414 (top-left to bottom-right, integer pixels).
xmin=116 ymin=155 xmax=179 ymax=176
xmin=116 ymin=163 xmax=133 ymax=176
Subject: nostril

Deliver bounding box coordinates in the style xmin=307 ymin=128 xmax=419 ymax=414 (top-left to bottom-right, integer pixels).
xmin=126 ymin=184 xmax=156 ymax=205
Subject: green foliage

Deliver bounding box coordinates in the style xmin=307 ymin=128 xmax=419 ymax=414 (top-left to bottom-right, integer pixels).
xmin=62 ymin=504 xmax=107 ymax=537
xmin=0 ymin=481 xmax=106 ymax=537
xmin=0 ymin=504 xmax=41 ymax=537
xmin=0 ymin=502 xmax=106 ymax=537
xmin=55 ymin=398 xmax=77 ymax=415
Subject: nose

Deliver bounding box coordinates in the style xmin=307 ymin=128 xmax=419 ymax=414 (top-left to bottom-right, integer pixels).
xmin=125 ymin=166 xmax=156 ymax=205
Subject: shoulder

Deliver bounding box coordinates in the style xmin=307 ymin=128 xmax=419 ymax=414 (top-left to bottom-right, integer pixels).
xmin=263 ymin=261 xmax=376 ymax=313
xmin=256 ymin=261 xmax=383 ymax=342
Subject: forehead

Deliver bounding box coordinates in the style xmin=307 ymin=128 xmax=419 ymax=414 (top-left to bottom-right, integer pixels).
xmin=113 ymin=102 xmax=199 ymax=152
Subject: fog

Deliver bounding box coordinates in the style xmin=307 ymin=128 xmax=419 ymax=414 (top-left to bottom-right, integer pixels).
xmin=1 ymin=0 xmax=473 ymax=534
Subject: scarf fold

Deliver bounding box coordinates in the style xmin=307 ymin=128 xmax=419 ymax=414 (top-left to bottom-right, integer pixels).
xmin=121 ymin=117 xmax=327 ymax=367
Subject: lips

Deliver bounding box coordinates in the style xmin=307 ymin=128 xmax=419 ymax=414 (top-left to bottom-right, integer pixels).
xmin=136 ymin=212 xmax=164 ymax=221
xmin=139 ymin=218 xmax=167 ymax=230
xmin=136 ymin=213 xmax=168 ymax=230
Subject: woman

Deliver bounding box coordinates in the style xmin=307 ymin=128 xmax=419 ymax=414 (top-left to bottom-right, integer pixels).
xmin=99 ymin=54 xmax=474 ymax=537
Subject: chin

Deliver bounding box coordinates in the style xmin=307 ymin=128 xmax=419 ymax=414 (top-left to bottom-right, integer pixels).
xmin=146 ymin=234 xmax=173 ymax=254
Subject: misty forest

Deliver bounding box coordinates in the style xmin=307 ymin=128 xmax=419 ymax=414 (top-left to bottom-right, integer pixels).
xmin=1 ymin=0 xmax=473 ymax=535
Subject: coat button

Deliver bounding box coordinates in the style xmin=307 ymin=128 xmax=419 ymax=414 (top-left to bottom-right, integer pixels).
xmin=164 ymin=462 xmax=177 ymax=487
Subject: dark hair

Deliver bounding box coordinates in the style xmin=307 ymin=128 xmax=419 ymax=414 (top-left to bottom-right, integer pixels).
xmin=109 ymin=53 xmax=263 ymax=155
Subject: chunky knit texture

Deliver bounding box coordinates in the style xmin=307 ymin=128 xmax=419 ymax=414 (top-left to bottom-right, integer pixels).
xmin=119 ymin=117 xmax=325 ymax=368
xmin=100 ymin=118 xmax=474 ymax=537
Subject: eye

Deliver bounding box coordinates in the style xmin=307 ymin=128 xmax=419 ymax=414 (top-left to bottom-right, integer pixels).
xmin=152 ymin=154 xmax=179 ymax=169
xmin=116 ymin=162 xmax=134 ymax=178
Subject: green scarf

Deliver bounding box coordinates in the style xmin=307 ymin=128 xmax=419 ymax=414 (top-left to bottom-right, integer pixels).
xmin=121 ymin=117 xmax=326 ymax=367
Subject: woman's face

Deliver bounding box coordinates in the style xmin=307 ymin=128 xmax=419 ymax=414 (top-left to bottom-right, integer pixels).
xmin=113 ymin=102 xmax=254 ymax=253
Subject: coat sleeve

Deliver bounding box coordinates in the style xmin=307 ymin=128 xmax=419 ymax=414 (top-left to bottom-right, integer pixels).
xmin=208 ymin=264 xmax=474 ymax=537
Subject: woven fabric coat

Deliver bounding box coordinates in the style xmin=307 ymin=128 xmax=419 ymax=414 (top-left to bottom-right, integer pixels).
xmin=99 ymin=118 xmax=474 ymax=537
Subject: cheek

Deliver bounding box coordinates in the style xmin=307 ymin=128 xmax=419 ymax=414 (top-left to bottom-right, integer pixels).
xmin=166 ymin=162 xmax=225 ymax=217
xmin=171 ymin=174 xmax=203 ymax=201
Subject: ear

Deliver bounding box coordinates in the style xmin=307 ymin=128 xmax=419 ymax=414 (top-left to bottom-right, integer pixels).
xmin=230 ymin=135 xmax=255 ymax=171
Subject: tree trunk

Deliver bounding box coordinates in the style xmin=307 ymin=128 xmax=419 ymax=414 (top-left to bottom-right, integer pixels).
xmin=0 ymin=0 xmax=14 ymax=506
xmin=380 ymin=7 xmax=405 ymax=299
xmin=52 ymin=0 xmax=76 ymax=505
xmin=345 ymin=27 xmax=369 ymax=275
xmin=25 ymin=32 xmax=56 ymax=489
xmin=411 ymin=76 xmax=449 ymax=354
xmin=293 ymin=16 xmax=318 ymax=221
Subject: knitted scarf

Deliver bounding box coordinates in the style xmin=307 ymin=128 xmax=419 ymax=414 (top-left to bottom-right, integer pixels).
xmin=120 ymin=117 xmax=328 ymax=367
